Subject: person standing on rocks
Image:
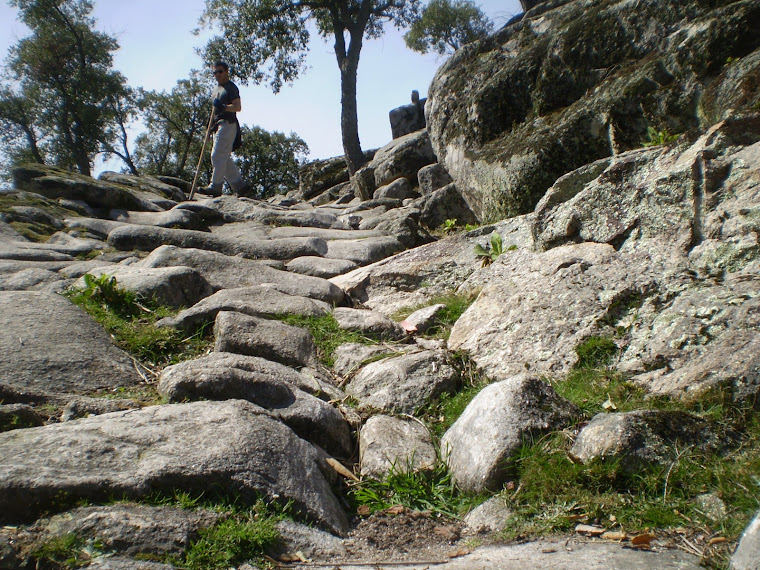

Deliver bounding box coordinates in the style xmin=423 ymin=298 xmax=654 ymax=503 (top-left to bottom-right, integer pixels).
xmin=204 ymin=61 xmax=250 ymax=197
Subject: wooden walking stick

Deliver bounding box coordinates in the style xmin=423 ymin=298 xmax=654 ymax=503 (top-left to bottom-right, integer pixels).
xmin=188 ymin=105 xmax=216 ymax=201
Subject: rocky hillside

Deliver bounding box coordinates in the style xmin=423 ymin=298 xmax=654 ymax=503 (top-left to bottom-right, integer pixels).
xmin=1 ymin=0 xmax=760 ymax=568
xmin=427 ymin=0 xmax=760 ymax=221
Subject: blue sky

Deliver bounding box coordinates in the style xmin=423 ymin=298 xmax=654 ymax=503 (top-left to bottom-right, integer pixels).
xmin=0 ymin=0 xmax=522 ymax=173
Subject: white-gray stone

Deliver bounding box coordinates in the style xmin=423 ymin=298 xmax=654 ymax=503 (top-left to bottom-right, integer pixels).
xmin=332 ymin=307 xmax=406 ymax=341
xmin=359 ymin=415 xmax=436 ymax=478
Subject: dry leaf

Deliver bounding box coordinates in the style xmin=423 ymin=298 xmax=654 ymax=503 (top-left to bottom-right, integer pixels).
xmin=541 ymin=548 xmax=558 ymax=554
xmin=278 ymin=553 xmax=299 ymax=562
xmin=295 ymin=551 xmax=309 ymax=562
xmin=357 ymin=505 xmax=370 ymax=516
xmin=325 ymin=457 xmax=359 ymax=481
xmin=386 ymin=505 xmax=405 ymax=515
xmin=631 ymin=533 xmax=657 ymax=546
xmin=708 ymin=537 xmax=728 ymax=546
xmin=602 ymin=531 xmax=627 ymax=541
xmin=567 ymin=452 xmax=584 ymax=465
xmin=399 ymin=320 xmax=418 ymax=333
xmin=576 ymin=524 xmax=606 ymax=536
xmin=448 ymin=548 xmax=471 ymax=558
xmin=602 ymin=394 xmax=617 ymax=411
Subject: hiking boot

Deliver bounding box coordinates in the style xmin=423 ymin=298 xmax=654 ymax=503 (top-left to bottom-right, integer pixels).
xmin=234 ymin=182 xmax=256 ymax=198
xmin=198 ymin=183 xmax=223 ymax=196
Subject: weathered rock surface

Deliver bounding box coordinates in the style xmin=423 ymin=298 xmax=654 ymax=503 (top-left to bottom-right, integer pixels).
xmin=373 ymin=178 xmax=416 ymax=201
xmin=108 ymin=207 xmax=203 ymax=230
xmin=159 ymin=352 xmax=342 ymax=403
xmin=159 ymin=357 xmax=352 ymax=458
xmin=331 ymin=215 xmax=534 ymax=314
xmin=0 ymin=403 xmax=44 ymax=432
xmin=286 ymin=256 xmax=359 ymax=278
xmin=28 ymin=504 xmax=219 ymax=560
xmin=441 ymin=376 xmax=578 ymax=492
xmin=138 ymin=245 xmax=344 ymax=305
xmin=731 ymin=511 xmax=760 ymax=570
xmin=77 ymin=265 xmax=213 ymax=309
xmin=402 ymin=303 xmax=447 ymax=333
xmin=99 ymin=171 xmax=186 ymax=202
xmin=417 ymin=183 xmax=478 ymax=229
xmin=417 ymin=163 xmax=453 ymax=196
xmin=12 ymin=164 xmax=166 ymax=212
xmin=370 ymin=130 xmax=437 ymax=188
xmin=346 ymin=350 xmax=458 ymax=414
xmin=332 ymin=307 xmax=406 ymax=340
xmin=0 ymin=400 xmax=348 ymax=534
xmin=60 ymin=397 xmax=141 ymax=422
xmin=155 ymin=286 xmax=330 ymax=332
xmin=332 ymin=343 xmax=416 ymax=378
xmin=570 ymin=410 xmax=733 ymax=471
xmin=427 ymin=0 xmax=760 ymax=221
xmin=214 ymin=311 xmax=317 ymax=368
xmin=274 ymin=520 xmax=348 ymax=560
xmin=359 ymin=415 xmax=436 ymax=478
xmin=325 ymin=236 xmax=406 ymax=266
xmin=449 ymin=242 xmax=660 ymax=379
xmin=0 ymin=291 xmax=141 ymax=404
xmin=107 ymin=225 xmax=328 ymax=260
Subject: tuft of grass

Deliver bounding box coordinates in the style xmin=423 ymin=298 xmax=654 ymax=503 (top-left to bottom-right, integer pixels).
xmin=348 ymin=456 xmax=481 ymax=519
xmin=274 ymin=313 xmax=379 ymax=367
xmin=574 ymin=336 xmax=619 ymax=369
xmin=182 ymin=502 xmax=281 ymax=570
xmin=31 ymin=533 xmax=105 ymax=569
xmin=65 ymin=275 xmax=212 ymax=369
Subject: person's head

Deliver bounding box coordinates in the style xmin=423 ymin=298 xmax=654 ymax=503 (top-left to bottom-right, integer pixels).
xmin=213 ymin=61 xmax=229 ymax=84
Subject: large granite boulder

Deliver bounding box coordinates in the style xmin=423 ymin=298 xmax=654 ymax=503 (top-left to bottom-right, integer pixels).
xmin=0 ymin=291 xmax=142 ymax=404
xmin=426 ymin=0 xmax=760 ymax=221
xmin=0 ymin=400 xmax=348 ymax=534
xmin=369 ymin=130 xmax=437 ymax=188
xmin=441 ymin=375 xmax=578 ymax=492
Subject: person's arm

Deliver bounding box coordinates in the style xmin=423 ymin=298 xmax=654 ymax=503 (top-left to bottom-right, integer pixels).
xmin=225 ymin=98 xmax=241 ymax=113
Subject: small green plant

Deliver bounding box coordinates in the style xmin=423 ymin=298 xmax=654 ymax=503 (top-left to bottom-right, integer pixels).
xmin=183 ymin=503 xmax=281 ymax=570
xmin=465 ymin=223 xmax=479 ymax=232
xmin=642 ymin=126 xmax=679 ymax=147
xmin=441 ymin=218 xmax=458 ymax=233
xmin=725 ymin=56 xmax=740 ymax=66
xmin=31 ymin=533 xmax=106 ymax=569
xmin=65 ymin=277 xmax=212 ymax=368
xmin=574 ymin=336 xmax=619 ymax=369
xmin=473 ymin=232 xmax=504 ymax=266
xmin=349 ymin=455 xmax=479 ymax=519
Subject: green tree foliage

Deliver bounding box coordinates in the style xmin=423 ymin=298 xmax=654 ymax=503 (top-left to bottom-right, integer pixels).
xmin=198 ymin=0 xmax=420 ymax=176
xmin=404 ymin=0 xmax=493 ymax=55
xmin=133 ymin=71 xmax=215 ymax=181
xmin=1 ymin=0 xmax=130 ymax=176
xmin=235 ymin=126 xmax=309 ymax=198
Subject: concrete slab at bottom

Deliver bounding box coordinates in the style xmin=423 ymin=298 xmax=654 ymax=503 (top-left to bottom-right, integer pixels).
xmin=324 ymin=538 xmax=701 ymax=569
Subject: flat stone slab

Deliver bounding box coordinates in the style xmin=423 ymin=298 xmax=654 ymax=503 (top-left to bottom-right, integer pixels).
xmin=139 ymin=245 xmax=344 ymax=305
xmin=269 ymin=227 xmax=389 ymax=240
xmin=108 ymin=225 xmax=328 ymax=261
xmin=333 ymin=307 xmax=406 ymax=341
xmin=325 ymin=236 xmax=406 ymax=266
xmin=0 ymin=291 xmax=142 ymax=404
xmin=286 ymin=256 xmax=359 ymax=279
xmin=0 ymin=399 xmax=348 ymax=534
xmin=214 ymin=311 xmax=317 ymax=368
xmin=155 ymin=286 xmax=331 ymax=333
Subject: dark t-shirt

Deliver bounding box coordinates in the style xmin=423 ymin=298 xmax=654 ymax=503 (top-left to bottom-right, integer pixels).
xmin=212 ymin=80 xmax=240 ymax=123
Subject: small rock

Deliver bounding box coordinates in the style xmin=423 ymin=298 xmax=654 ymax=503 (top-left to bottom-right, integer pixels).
xmin=0 ymin=404 xmax=44 ymax=432
xmin=463 ymin=496 xmax=513 ymax=535
xmin=332 ymin=307 xmax=406 ymax=340
xmin=359 ymin=415 xmax=437 ymax=478
xmin=402 ymin=303 xmax=447 ymax=333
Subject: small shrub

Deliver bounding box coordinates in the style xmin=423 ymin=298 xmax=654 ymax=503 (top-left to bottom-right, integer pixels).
xmin=642 ymin=126 xmax=679 ymax=147
xmin=473 ymin=232 xmax=504 ymax=266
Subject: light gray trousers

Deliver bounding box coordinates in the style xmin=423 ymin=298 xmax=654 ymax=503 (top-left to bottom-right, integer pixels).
xmin=210 ymin=121 xmax=243 ymax=190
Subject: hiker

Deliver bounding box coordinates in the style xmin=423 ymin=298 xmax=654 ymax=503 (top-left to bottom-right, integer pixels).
xmin=204 ymin=61 xmax=250 ymax=197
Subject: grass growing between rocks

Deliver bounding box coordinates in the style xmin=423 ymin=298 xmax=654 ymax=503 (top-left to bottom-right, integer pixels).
xmin=275 ymin=313 xmax=380 ymax=367
xmin=497 ymin=337 xmax=760 ymax=568
xmin=498 ymin=412 xmax=760 ymax=568
xmin=65 ymin=275 xmax=212 ymax=371
xmin=348 ymin=456 xmax=482 ymax=520
xmin=31 ymin=533 xmax=106 ymax=569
